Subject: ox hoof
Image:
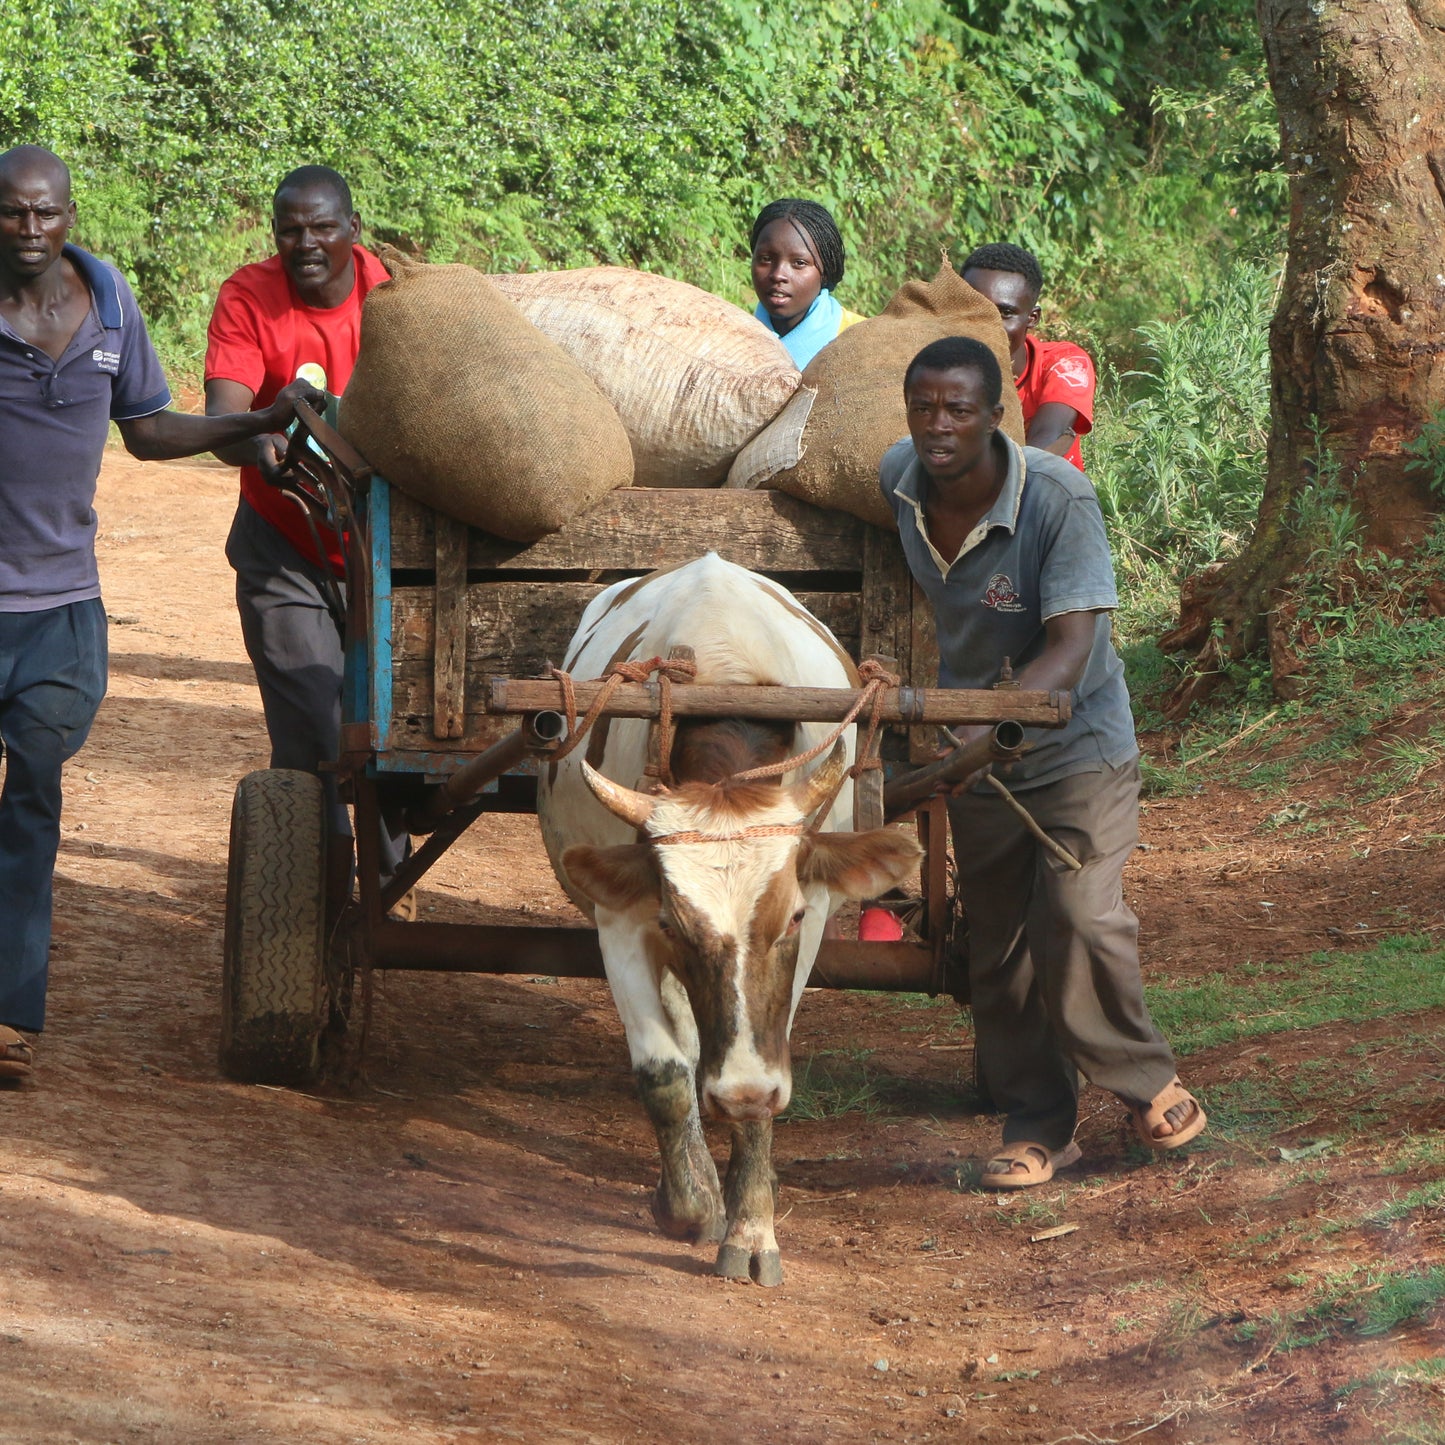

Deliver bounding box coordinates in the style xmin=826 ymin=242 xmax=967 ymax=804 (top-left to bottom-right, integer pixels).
xmin=715 ymin=1244 xmax=784 ymax=1288
xmin=651 ymin=1189 xmax=726 ymax=1246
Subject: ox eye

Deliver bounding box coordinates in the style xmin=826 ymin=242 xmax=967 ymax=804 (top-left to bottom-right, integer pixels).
xmin=785 ymin=907 xmax=807 ymax=936
xmin=656 ymin=916 xmax=675 ymax=938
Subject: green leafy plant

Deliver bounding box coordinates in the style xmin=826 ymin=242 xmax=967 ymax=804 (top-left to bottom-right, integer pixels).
xmin=1402 ymin=406 xmax=1445 ymax=499
xmin=2 ymin=0 xmax=1284 ymax=378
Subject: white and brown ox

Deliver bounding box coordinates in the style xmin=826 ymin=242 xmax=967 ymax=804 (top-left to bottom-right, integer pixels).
xmin=538 ymin=554 xmax=920 ymax=1286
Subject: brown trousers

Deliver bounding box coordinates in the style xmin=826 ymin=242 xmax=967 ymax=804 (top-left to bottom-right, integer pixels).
xmin=948 ymin=758 xmax=1177 ymax=1150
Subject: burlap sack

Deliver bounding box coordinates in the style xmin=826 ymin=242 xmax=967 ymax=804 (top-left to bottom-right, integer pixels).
xmin=725 ymin=258 xmax=1025 ymax=529
xmin=338 ymin=250 xmax=633 ymax=541
xmin=489 ymin=266 xmax=800 ymax=487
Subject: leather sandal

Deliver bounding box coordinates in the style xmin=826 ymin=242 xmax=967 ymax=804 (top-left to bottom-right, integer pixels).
xmin=1131 ymin=1079 xmax=1207 ymax=1150
xmin=386 ymin=888 xmax=418 ymax=923
xmin=0 ymin=1025 xmax=35 ymax=1080
xmin=980 ymin=1139 xmax=1082 ymax=1190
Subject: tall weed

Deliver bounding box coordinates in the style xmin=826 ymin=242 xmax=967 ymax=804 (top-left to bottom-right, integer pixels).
xmin=1090 ymin=259 xmax=1274 ymax=591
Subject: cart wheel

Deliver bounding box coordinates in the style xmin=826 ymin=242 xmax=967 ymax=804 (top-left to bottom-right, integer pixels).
xmin=220 ymin=768 xmax=327 ymax=1085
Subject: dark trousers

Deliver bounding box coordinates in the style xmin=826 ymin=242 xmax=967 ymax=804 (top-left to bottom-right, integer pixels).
xmin=949 ymin=759 xmax=1177 ymax=1150
xmin=226 ymin=500 xmax=407 ymax=878
xmin=0 ymin=600 xmax=108 ymax=1033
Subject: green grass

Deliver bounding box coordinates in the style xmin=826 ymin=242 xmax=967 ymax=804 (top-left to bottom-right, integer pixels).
xmin=1363 ymin=1179 xmax=1445 ymax=1228
xmin=1235 ymin=1264 xmax=1445 ymax=1355
xmin=782 ymin=1050 xmax=887 ymax=1122
xmin=1341 ymin=1356 xmax=1445 ymax=1445
xmin=1144 ymin=936 xmax=1445 ymax=1055
xmin=1379 ymin=1134 xmax=1445 ymax=1176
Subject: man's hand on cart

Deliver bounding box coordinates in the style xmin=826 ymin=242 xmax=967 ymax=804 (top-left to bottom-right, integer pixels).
xmin=265 ymin=377 xmax=328 ymax=434
xmin=935 ymin=722 xmax=999 ymax=795
xmin=255 ymin=379 xmax=328 ymax=487
xmin=254 ymin=432 xmax=291 ymax=486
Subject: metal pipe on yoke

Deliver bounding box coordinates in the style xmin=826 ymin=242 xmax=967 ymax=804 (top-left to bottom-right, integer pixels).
xmin=882 ymin=721 xmax=1029 ymax=821
xmin=405 ymin=710 xmax=566 ymax=834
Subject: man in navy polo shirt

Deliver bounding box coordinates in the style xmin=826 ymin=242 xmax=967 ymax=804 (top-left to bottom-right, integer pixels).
xmin=879 ymin=335 xmax=1206 ymax=1187
xmin=0 ymin=146 xmax=320 ymax=1082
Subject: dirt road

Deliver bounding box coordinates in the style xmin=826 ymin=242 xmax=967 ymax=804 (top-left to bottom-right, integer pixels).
xmin=0 ymin=452 xmax=1440 ymax=1443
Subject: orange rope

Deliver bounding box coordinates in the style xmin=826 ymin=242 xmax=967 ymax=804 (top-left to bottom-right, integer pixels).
xmin=544 ymin=655 xmax=897 ymax=827
xmin=653 ymin=823 xmax=807 ymax=845
xmin=547 ymin=655 xmax=699 ymax=770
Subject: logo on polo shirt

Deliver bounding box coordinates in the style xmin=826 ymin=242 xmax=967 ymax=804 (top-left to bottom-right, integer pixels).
xmin=982 ymin=573 xmax=1026 ymax=613
xmin=1049 ymin=355 xmax=1091 ymax=390
xmin=92 ymin=348 xmax=121 ymax=374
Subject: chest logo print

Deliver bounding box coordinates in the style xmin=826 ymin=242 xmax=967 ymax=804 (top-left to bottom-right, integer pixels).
xmin=982 ymin=573 xmax=1026 ymax=613
xmin=92 ymin=348 xmax=121 ymax=375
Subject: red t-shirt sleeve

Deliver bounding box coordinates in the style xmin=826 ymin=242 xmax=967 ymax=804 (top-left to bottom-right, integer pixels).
xmin=205 ymin=276 xmax=267 ymax=395
xmin=1035 ymin=342 xmax=1096 ymax=434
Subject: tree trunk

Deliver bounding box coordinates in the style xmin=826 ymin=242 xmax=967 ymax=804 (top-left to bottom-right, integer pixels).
xmin=1164 ymin=0 xmax=1445 ymax=714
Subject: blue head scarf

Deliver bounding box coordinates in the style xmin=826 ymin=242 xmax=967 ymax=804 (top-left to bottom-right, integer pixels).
xmin=755 ymin=289 xmax=845 ymax=370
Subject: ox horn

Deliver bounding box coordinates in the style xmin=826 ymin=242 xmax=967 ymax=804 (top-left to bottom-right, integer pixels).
xmin=794 ymin=739 xmax=849 ymax=820
xmin=580 ymin=760 xmax=657 ymax=829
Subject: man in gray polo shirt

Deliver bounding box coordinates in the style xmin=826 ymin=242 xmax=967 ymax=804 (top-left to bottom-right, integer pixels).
xmin=880 ymin=334 xmax=1206 ymax=1187
xmin=0 ymin=146 xmax=320 ymax=1082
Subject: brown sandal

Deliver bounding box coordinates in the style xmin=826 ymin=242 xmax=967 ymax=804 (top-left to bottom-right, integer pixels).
xmin=0 ymin=1026 xmax=34 ymax=1080
xmin=980 ymin=1139 xmax=1082 ymax=1190
xmin=1131 ymin=1079 xmax=1207 ymax=1150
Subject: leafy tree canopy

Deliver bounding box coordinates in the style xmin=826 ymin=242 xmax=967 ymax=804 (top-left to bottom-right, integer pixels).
xmin=2 ymin=0 xmax=1281 ymax=369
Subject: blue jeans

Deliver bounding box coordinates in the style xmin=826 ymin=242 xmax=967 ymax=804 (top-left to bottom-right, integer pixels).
xmin=0 ymin=599 xmax=108 ymax=1033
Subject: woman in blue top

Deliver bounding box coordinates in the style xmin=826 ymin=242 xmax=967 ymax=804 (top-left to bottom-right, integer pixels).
xmin=750 ymin=199 xmax=865 ymax=369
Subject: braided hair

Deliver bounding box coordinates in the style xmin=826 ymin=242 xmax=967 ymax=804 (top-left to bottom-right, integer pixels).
xmin=750 ymin=199 xmax=846 ymax=292
xmin=960 ymin=242 xmax=1043 ymax=299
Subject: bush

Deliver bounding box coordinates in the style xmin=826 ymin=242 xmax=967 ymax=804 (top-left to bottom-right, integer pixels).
xmin=1089 ymin=258 xmax=1275 ymax=589
xmin=3 ymin=0 xmax=1283 ymax=379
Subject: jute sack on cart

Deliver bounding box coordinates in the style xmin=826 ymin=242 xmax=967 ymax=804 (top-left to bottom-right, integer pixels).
xmin=338 ymin=250 xmax=634 ymax=541
xmin=725 ymin=258 xmax=1025 ymax=529
xmin=489 ymin=266 xmax=801 ymax=488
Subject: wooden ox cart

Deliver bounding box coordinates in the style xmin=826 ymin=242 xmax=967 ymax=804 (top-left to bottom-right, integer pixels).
xmin=218 ymin=404 xmax=1070 ymax=1085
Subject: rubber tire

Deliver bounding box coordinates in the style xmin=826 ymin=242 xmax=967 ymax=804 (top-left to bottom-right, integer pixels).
xmin=219 ymin=768 xmax=328 ymax=1085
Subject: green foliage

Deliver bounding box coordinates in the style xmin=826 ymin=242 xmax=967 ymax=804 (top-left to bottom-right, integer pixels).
xmin=2 ymin=0 xmax=1284 ymax=376
xmin=782 ymin=1049 xmax=887 ymax=1121
xmin=1090 ymin=259 xmax=1273 ymax=585
xmin=1144 ymin=935 xmax=1445 ymax=1056
xmin=1402 ymin=406 xmax=1445 ymax=500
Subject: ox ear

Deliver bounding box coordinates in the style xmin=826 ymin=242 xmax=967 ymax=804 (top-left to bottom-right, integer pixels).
xmin=562 ymin=844 xmax=661 ymax=913
xmin=797 ymin=826 xmax=922 ymax=901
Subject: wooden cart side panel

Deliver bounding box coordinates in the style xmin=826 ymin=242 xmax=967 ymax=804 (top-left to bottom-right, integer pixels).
xmin=908 ymin=577 xmax=942 ymax=763
xmin=431 ymin=514 xmax=470 ymax=739
xmin=858 ymin=525 xmax=912 ymax=670
xmin=387 ymin=582 xmax=863 ymax=757
xmin=388 ymin=486 xmax=867 ymax=574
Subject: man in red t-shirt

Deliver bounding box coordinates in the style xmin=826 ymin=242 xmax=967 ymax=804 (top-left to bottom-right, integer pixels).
xmin=205 ymin=166 xmax=406 ymax=908
xmin=961 ymin=243 xmax=1095 ymax=471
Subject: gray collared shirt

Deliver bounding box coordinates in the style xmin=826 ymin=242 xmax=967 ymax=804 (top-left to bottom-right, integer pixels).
xmin=880 ymin=434 xmax=1138 ymax=790
xmin=0 ymin=244 xmax=171 ymax=611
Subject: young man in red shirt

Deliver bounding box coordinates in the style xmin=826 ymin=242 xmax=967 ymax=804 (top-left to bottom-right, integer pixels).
xmin=205 ymin=167 xmax=407 ymax=910
xmin=961 ymin=243 xmax=1095 ymax=471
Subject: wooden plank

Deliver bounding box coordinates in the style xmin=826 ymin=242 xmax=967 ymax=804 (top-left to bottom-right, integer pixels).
xmin=388 ymin=486 xmax=867 ymax=574
xmin=369 ymin=474 xmax=394 ymax=755
xmin=909 ymin=577 xmax=942 ymax=763
xmin=387 ymin=584 xmax=865 ymax=759
xmin=859 ymin=525 xmax=912 ymax=677
xmin=391 ymin=584 xmax=859 ymax=678
xmin=431 ymin=515 xmax=470 ymax=739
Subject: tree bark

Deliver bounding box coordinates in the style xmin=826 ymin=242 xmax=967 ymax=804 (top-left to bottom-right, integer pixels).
xmin=1165 ymin=0 xmax=1445 ymax=714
